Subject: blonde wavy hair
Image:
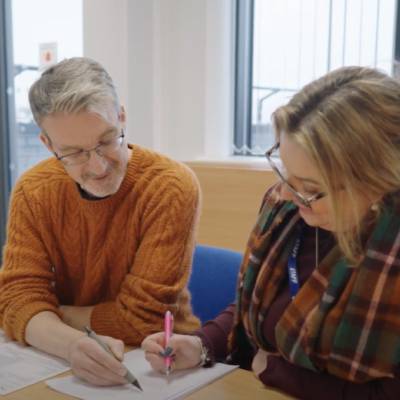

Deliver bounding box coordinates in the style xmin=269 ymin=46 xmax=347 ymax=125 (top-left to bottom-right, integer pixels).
xmin=272 ymin=66 xmax=400 ymax=264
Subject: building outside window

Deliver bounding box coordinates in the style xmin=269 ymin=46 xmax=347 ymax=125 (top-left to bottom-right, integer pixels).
xmin=11 ymin=0 xmax=83 ymax=181
xmin=0 ymin=0 xmax=82 ymax=259
xmin=235 ymin=0 xmax=398 ymax=156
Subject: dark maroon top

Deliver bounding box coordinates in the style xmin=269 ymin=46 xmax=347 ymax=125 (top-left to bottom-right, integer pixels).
xmin=195 ymin=224 xmax=400 ymax=400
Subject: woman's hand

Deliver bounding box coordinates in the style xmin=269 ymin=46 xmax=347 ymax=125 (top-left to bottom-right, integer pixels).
xmin=67 ymin=334 xmax=128 ymax=386
xmin=141 ymin=332 xmax=203 ymax=373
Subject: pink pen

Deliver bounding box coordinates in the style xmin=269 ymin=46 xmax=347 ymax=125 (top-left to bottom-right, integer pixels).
xmin=164 ymin=310 xmax=174 ymax=375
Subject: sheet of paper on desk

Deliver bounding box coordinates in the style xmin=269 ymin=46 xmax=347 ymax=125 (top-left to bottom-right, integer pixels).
xmin=46 ymin=348 xmax=238 ymax=400
xmin=0 ymin=330 xmax=70 ymax=395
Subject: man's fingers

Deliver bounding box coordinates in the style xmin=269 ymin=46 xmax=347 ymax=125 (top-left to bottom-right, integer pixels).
xmin=84 ymin=340 xmax=126 ymax=374
xmin=83 ymin=352 xmax=127 ymax=383
xmin=74 ymin=367 xmax=125 ymax=386
xmin=69 ymin=335 xmax=128 ymax=386
xmin=105 ymin=338 xmax=125 ymax=362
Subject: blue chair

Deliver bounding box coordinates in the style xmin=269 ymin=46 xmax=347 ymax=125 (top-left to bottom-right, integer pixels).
xmin=189 ymin=245 xmax=243 ymax=323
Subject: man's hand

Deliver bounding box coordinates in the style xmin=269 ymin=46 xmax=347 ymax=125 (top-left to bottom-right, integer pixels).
xmin=67 ymin=334 xmax=127 ymax=386
xmin=25 ymin=311 xmax=128 ymax=386
xmin=59 ymin=305 xmax=94 ymax=330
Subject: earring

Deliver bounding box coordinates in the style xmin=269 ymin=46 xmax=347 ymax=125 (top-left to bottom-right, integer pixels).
xmin=371 ymin=203 xmax=379 ymax=212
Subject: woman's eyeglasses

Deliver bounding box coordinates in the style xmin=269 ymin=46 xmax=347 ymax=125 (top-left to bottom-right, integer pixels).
xmin=265 ymin=142 xmax=326 ymax=208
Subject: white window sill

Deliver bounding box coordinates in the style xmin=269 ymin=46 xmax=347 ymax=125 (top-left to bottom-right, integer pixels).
xmin=184 ymin=155 xmax=272 ymax=171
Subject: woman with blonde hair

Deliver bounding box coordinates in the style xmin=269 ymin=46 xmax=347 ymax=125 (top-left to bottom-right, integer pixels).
xmin=142 ymin=66 xmax=400 ymax=399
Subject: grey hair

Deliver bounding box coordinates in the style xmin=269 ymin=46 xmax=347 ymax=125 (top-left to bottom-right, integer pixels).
xmin=29 ymin=57 xmax=120 ymax=126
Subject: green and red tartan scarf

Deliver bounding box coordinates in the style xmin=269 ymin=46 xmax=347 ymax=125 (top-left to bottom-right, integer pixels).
xmin=230 ymin=184 xmax=400 ymax=383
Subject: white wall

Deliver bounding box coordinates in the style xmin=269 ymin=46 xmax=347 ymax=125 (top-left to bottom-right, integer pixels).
xmin=83 ymin=0 xmax=129 ymax=119
xmin=83 ymin=0 xmax=234 ymax=161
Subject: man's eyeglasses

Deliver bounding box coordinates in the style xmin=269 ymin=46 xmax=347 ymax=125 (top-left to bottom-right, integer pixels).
xmin=265 ymin=142 xmax=326 ymax=208
xmin=53 ymin=129 xmax=125 ymax=166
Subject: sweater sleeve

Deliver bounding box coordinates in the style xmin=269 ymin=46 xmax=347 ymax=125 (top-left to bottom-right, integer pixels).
xmin=258 ymin=354 xmax=400 ymax=400
xmin=0 ymin=182 xmax=61 ymax=343
xmin=194 ymin=304 xmax=236 ymax=362
xmin=90 ymin=165 xmax=201 ymax=344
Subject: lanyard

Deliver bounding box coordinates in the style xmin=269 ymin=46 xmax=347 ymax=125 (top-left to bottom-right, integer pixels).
xmin=287 ymin=230 xmax=302 ymax=300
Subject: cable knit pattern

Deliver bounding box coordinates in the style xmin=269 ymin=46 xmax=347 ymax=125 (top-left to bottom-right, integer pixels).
xmin=0 ymin=145 xmax=201 ymax=345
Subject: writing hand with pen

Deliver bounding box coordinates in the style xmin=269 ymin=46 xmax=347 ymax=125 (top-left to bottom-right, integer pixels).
xmin=67 ymin=329 xmax=136 ymax=387
xmin=142 ymin=311 xmax=204 ymax=374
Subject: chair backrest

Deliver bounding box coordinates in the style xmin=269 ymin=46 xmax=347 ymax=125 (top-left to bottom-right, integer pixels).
xmin=188 ymin=245 xmax=243 ymax=323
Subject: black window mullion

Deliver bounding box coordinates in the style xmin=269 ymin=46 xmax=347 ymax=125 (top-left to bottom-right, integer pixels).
xmin=393 ymin=0 xmax=400 ymax=77
xmin=0 ymin=0 xmax=15 ymax=263
xmin=234 ymin=0 xmax=254 ymax=155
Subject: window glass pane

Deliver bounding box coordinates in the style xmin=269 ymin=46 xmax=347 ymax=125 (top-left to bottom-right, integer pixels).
xmin=248 ymin=0 xmax=397 ymax=154
xmin=10 ymin=0 xmax=82 ymax=181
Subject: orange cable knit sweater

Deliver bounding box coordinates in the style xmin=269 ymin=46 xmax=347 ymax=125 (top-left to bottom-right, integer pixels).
xmin=0 ymin=145 xmax=201 ymax=345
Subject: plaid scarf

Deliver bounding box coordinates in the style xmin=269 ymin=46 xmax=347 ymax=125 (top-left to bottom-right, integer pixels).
xmin=230 ymin=184 xmax=400 ymax=383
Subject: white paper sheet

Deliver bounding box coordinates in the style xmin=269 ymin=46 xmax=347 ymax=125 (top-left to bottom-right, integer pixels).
xmin=0 ymin=330 xmax=70 ymax=395
xmin=46 ymin=349 xmax=237 ymax=400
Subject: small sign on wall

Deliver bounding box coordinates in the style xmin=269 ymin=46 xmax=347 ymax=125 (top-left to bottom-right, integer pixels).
xmin=39 ymin=42 xmax=58 ymax=71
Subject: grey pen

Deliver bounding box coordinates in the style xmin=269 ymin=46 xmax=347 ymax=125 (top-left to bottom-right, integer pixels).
xmin=84 ymin=326 xmax=143 ymax=391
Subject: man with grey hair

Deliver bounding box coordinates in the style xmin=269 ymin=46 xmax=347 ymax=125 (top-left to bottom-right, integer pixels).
xmin=0 ymin=57 xmax=201 ymax=386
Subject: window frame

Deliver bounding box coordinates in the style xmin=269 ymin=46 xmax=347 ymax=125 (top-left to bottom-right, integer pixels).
xmin=395 ymin=0 xmax=400 ymax=77
xmin=234 ymin=0 xmax=254 ymax=155
xmin=234 ymin=0 xmax=400 ymax=156
xmin=0 ymin=0 xmax=15 ymax=262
